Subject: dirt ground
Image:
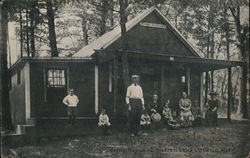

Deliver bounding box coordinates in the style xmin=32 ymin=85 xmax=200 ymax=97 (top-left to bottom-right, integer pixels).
xmin=2 ymin=120 xmax=250 ymax=158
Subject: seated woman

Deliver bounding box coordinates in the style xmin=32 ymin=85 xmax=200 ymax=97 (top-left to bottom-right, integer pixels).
xmin=149 ymin=94 xmax=162 ymax=115
xmin=205 ymin=91 xmax=219 ymax=126
xmin=179 ymin=92 xmax=194 ymax=127
xmin=148 ymin=94 xmax=162 ymax=130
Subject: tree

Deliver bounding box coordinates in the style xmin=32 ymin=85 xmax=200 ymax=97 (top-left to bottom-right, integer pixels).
xmin=0 ymin=0 xmax=13 ymax=130
xmin=46 ymin=0 xmax=59 ymax=57
xmin=227 ymin=0 xmax=249 ymax=118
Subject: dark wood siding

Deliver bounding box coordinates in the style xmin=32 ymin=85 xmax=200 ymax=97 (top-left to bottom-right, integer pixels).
xmin=108 ymin=11 xmax=195 ymax=57
xmin=9 ymin=68 xmax=26 ymax=125
xmin=98 ymin=62 xmax=113 ymax=116
xmin=29 ymin=61 xmax=95 ymax=117
xmin=190 ymin=68 xmax=201 ymax=106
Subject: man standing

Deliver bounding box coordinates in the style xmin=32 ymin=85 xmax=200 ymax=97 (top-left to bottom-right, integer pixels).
xmin=63 ymin=89 xmax=79 ymax=125
xmin=126 ymin=75 xmax=145 ymax=136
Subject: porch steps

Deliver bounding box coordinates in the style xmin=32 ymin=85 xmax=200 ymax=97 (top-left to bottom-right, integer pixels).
xmin=16 ymin=117 xmax=127 ymax=137
xmin=3 ymin=117 xmax=127 ymax=146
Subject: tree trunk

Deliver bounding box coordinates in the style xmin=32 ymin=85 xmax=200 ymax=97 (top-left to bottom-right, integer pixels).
xmin=0 ymin=2 xmax=13 ymax=129
xmin=210 ymin=32 xmax=215 ymax=91
xmin=30 ymin=3 xmax=36 ymax=57
xmin=204 ymin=33 xmax=210 ymax=104
xmin=99 ymin=0 xmax=108 ymax=36
xmin=227 ymin=67 xmax=232 ymax=120
xmin=229 ymin=4 xmax=248 ymax=118
xmin=19 ymin=11 xmax=23 ymax=57
xmin=26 ymin=9 xmax=30 ymax=57
xmin=109 ymin=1 xmax=114 ymax=30
xmin=46 ymin=0 xmax=58 ymax=57
xmin=225 ymin=19 xmax=231 ymax=120
xmin=81 ymin=18 xmax=88 ymax=46
xmin=119 ymin=0 xmax=129 ymax=87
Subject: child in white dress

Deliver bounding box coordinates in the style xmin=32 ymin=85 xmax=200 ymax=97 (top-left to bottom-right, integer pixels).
xmin=140 ymin=110 xmax=151 ymax=135
xmin=162 ymin=100 xmax=180 ymax=129
xmin=98 ymin=108 xmax=111 ymax=135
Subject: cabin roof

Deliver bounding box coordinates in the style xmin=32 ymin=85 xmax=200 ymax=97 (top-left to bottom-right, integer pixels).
xmin=74 ymin=7 xmax=202 ymax=58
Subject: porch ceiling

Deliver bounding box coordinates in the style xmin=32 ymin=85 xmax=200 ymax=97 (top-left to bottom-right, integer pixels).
xmin=93 ymin=49 xmax=247 ymax=72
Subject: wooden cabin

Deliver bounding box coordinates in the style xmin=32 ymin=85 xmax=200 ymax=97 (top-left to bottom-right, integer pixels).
xmin=9 ymin=7 xmax=246 ymax=130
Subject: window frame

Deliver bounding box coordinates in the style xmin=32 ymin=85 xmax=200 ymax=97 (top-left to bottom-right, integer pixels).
xmin=46 ymin=68 xmax=67 ymax=88
xmin=44 ymin=67 xmax=69 ymax=102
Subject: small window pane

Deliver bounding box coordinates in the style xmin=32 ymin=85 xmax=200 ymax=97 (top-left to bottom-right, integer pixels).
xmin=47 ymin=69 xmax=66 ymax=88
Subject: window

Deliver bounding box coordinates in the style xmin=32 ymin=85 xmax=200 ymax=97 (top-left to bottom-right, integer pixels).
xmin=17 ymin=70 xmax=21 ymax=85
xmin=181 ymin=75 xmax=186 ymax=83
xmin=47 ymin=69 xmax=66 ymax=88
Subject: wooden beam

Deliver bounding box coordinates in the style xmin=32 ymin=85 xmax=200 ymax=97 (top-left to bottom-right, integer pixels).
xmin=24 ymin=62 xmax=31 ymax=120
xmin=43 ymin=67 xmax=47 ymax=102
xmin=186 ymin=66 xmax=191 ymax=95
xmin=160 ymin=64 xmax=165 ymax=104
xmin=227 ymin=67 xmax=232 ymax=121
xmin=240 ymin=65 xmax=248 ymax=118
xmin=108 ymin=62 xmax=112 ymax=93
xmin=200 ymin=72 xmax=204 ymax=117
xmin=113 ymin=57 xmax=118 ymax=117
xmin=94 ymin=65 xmax=99 ymax=114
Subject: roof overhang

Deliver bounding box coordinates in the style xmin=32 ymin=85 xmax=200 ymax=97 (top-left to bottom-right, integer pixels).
xmin=9 ymin=57 xmax=94 ymax=74
xmin=93 ymin=49 xmax=247 ymax=72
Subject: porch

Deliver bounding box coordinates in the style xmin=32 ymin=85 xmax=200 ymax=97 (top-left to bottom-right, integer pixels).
xmin=93 ymin=49 xmax=247 ymax=119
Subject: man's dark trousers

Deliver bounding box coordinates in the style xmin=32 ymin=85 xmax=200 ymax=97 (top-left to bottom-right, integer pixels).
xmin=129 ymin=98 xmax=143 ymax=135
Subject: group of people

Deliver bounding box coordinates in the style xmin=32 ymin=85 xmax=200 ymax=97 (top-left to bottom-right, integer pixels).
xmin=125 ymin=74 xmax=219 ymax=136
xmin=62 ymin=74 xmax=219 ymax=136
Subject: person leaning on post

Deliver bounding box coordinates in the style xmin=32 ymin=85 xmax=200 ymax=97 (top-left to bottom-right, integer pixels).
xmin=126 ymin=74 xmax=145 ymax=137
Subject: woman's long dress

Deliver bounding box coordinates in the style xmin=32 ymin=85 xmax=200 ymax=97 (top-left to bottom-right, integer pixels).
xmin=179 ymin=98 xmax=194 ymax=127
xmin=205 ymin=99 xmax=219 ymax=126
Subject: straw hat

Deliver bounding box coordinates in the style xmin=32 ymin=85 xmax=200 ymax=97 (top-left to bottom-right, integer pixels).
xmin=151 ymin=112 xmax=161 ymax=122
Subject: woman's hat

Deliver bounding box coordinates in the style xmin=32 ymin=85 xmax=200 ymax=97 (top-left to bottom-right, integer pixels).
xmin=209 ymin=91 xmax=218 ymax=96
xmin=131 ymin=75 xmax=139 ymax=79
xmin=151 ymin=112 xmax=161 ymax=122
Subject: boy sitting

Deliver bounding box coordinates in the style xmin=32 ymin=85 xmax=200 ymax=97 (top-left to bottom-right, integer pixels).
xmin=140 ymin=110 xmax=151 ymax=135
xmin=98 ymin=108 xmax=112 ymax=135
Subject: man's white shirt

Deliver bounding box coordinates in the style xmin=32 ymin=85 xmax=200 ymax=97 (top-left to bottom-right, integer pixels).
xmin=126 ymin=84 xmax=144 ymax=105
xmin=63 ymin=95 xmax=79 ymax=107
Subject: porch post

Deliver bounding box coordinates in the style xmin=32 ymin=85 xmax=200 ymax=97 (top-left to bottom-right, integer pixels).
xmin=24 ymin=62 xmax=31 ymax=120
xmin=186 ymin=66 xmax=191 ymax=95
xmin=94 ymin=65 xmax=99 ymax=114
xmin=200 ymin=72 xmax=204 ymax=117
xmin=108 ymin=62 xmax=112 ymax=92
xmin=240 ymin=65 xmax=248 ymax=118
xmin=160 ymin=64 xmax=165 ymax=104
xmin=113 ymin=57 xmax=118 ymax=117
xmin=227 ymin=67 xmax=232 ymax=120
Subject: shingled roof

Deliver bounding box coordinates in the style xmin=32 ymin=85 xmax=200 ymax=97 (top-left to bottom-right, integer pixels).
xmin=74 ymin=7 xmax=202 ymax=58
